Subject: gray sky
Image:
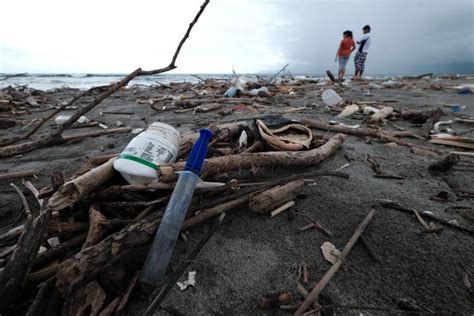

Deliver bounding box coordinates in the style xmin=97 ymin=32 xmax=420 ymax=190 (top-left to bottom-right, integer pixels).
xmin=1 ymin=0 xmax=473 ymax=74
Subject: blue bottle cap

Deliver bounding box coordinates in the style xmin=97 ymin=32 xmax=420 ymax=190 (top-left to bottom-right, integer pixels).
xmin=184 ymin=128 xmax=213 ymax=174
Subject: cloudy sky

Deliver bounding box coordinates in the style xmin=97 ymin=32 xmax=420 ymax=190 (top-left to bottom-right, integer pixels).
xmin=1 ymin=0 xmax=473 ymax=75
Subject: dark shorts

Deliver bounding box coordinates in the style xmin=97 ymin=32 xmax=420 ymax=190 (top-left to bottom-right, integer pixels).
xmin=354 ymin=52 xmax=367 ymax=71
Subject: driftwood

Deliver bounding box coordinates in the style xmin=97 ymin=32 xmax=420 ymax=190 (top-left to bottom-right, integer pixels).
xmin=420 ymin=108 xmax=443 ymax=138
xmin=380 ymin=199 xmax=474 ymax=235
xmin=294 ymin=209 xmax=376 ymax=315
xmin=301 ymin=119 xmax=421 ymax=139
xmin=368 ymin=107 xmax=393 ymax=124
xmin=33 ymin=233 xmax=87 ymax=269
xmin=47 ymin=158 xmax=116 ymax=211
xmin=55 ymin=184 xmax=269 ymax=297
xmin=249 ymin=179 xmax=304 ymax=213
xmin=158 ymin=133 xmax=346 ymax=182
xmin=0 ymin=0 xmax=210 ymax=158
xmin=0 ymin=205 xmax=51 ymax=310
xmin=0 ymin=170 xmax=38 ymax=181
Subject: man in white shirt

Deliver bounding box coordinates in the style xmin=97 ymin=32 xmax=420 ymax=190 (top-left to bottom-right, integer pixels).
xmin=354 ymin=25 xmax=372 ymax=78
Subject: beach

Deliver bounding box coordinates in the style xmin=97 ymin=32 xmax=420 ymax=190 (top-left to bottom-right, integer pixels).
xmin=1 ymin=74 xmax=473 ymax=314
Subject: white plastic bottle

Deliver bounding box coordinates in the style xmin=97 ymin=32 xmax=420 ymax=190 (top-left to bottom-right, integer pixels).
xmin=113 ymin=122 xmax=181 ymax=184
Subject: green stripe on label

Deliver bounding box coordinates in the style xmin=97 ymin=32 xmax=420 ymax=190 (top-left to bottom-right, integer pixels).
xmin=119 ymin=154 xmax=160 ymax=170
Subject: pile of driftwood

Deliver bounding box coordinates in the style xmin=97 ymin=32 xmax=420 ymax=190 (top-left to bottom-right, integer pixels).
xmin=0 ymin=116 xmax=348 ymax=314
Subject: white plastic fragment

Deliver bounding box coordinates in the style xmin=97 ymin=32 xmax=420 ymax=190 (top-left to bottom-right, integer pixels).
xmin=321 ymin=242 xmax=341 ymax=264
xmin=238 ymin=130 xmax=248 ymax=149
xmin=55 ymin=115 xmax=89 ymax=125
xmin=322 ymin=89 xmax=343 ymax=107
xmin=363 ymin=106 xmax=379 ymax=115
xmin=47 ymin=237 xmax=60 ymax=248
xmin=38 ymin=246 xmax=48 ymax=254
xmin=177 ymin=271 xmax=196 ymax=291
xmin=131 ymin=128 xmax=145 ymax=135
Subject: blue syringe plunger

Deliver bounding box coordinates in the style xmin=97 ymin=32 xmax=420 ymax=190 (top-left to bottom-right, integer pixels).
xmin=184 ymin=128 xmax=213 ymax=174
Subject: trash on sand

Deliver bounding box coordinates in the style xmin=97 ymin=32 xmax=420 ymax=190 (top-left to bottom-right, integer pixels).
xmin=249 ymin=87 xmax=271 ymax=97
xmin=176 ymin=271 xmax=197 ymax=291
xmin=431 ymin=120 xmax=453 ymax=133
xmin=368 ymin=83 xmax=383 ymax=89
xmin=338 ymin=104 xmax=360 ymax=118
xmin=238 ymin=130 xmax=248 ymax=149
xmin=141 ymin=129 xmax=213 ymax=285
xmin=382 ymin=80 xmax=404 ymax=89
xmin=363 ymin=106 xmax=379 ymax=115
xmin=55 ymin=115 xmax=90 ymax=125
xmin=321 ymin=241 xmax=341 ymax=264
xmin=256 ymin=119 xmax=313 ymax=151
xmin=224 ymin=86 xmax=241 ymax=98
xmin=113 ymin=122 xmax=181 ymax=184
xmin=453 ymin=84 xmax=474 ymax=93
xmin=47 ymin=237 xmax=60 ymax=248
xmin=322 ymin=89 xmax=343 ymax=107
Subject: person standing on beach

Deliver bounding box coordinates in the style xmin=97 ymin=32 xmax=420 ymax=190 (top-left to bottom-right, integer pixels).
xmin=354 ymin=25 xmax=372 ymax=78
xmin=335 ymin=30 xmax=356 ymax=81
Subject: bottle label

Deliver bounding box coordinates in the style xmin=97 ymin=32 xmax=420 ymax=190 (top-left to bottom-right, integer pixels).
xmin=119 ymin=135 xmax=177 ymax=170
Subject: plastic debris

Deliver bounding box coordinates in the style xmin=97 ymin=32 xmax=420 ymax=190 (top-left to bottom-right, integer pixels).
xmin=363 ymin=106 xmax=379 ymax=115
xmin=338 ymin=104 xmax=360 ymax=118
xmin=47 ymin=237 xmax=61 ymax=248
xmin=368 ymin=83 xmax=382 ymax=89
xmin=55 ymin=115 xmax=90 ymax=125
xmin=176 ymin=271 xmax=197 ymax=291
xmin=321 ymin=242 xmax=341 ymax=264
xmin=322 ymin=89 xmax=343 ymax=107
xmin=238 ymin=130 xmax=248 ymax=149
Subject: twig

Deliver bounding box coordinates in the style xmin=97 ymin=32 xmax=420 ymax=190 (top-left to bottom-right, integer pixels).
xmin=10 ymin=183 xmax=32 ymax=216
xmin=380 ymin=199 xmax=474 ymax=235
xmin=294 ymin=209 xmax=376 ymax=315
xmin=296 ymin=213 xmax=333 ymax=237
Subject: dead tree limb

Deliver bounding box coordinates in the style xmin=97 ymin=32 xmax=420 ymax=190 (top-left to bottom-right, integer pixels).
xmin=0 ymin=207 xmax=51 ymax=311
xmin=294 ymin=209 xmax=376 ymax=315
xmin=47 ymin=158 xmax=116 ymax=211
xmin=0 ymin=0 xmax=210 ymax=158
xmin=158 ymin=133 xmax=346 ymax=182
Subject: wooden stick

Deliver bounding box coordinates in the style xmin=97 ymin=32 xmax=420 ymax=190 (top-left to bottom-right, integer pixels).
xmin=294 ymin=209 xmax=376 ymax=315
xmin=159 ymin=133 xmax=346 ymax=182
xmin=0 ymin=170 xmax=37 ymax=181
xmin=271 ymin=200 xmax=296 ymax=218
xmin=380 ymin=199 xmax=474 ymax=235
xmin=182 ymin=195 xmax=249 ymax=230
xmin=61 ymin=127 xmax=131 ymax=141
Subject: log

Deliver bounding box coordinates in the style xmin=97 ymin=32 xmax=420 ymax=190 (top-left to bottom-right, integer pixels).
xmin=47 ymin=158 xmax=116 ymax=211
xmin=294 ymin=209 xmax=376 ymax=315
xmin=32 ymin=233 xmax=87 ymax=269
xmin=158 ymin=133 xmax=346 ymax=182
xmin=249 ymin=179 xmax=304 ymax=213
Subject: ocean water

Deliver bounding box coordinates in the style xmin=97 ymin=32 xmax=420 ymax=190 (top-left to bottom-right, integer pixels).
xmin=0 ymin=73 xmax=257 ymax=91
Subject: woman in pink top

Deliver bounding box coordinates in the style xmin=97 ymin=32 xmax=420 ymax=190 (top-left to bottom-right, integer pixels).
xmin=335 ymin=30 xmax=356 ymax=81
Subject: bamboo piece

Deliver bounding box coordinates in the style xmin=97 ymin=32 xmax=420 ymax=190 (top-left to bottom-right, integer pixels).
xmin=158 ymin=133 xmax=346 ymax=182
xmin=294 ymin=209 xmax=376 ymax=315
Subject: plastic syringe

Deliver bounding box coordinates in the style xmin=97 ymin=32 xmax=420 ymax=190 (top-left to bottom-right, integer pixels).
xmin=140 ymin=128 xmax=213 ymax=286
